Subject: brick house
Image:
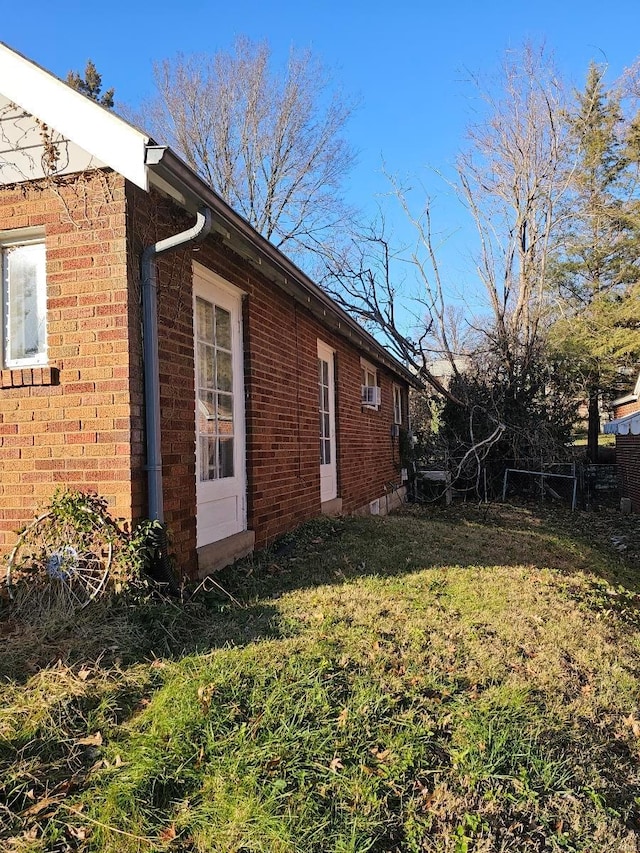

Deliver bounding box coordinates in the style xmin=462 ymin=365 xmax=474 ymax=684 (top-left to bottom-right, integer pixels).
xmin=0 ymin=44 xmax=416 ymax=577
xmin=604 ymin=371 xmax=640 ymax=512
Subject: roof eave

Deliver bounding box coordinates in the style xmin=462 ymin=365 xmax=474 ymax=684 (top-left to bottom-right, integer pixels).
xmin=0 ymin=41 xmax=149 ymax=189
xmin=145 ymin=145 xmax=421 ymax=389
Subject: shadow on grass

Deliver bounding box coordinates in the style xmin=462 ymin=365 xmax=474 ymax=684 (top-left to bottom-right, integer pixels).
xmin=0 ymin=592 xmax=281 ymax=685
xmin=1 ymin=501 xmax=637 ymax=685
xmin=2 ymin=501 xmax=640 ymax=848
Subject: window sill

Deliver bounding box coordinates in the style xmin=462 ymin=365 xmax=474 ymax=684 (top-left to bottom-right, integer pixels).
xmin=1 ymin=366 xmax=59 ymax=388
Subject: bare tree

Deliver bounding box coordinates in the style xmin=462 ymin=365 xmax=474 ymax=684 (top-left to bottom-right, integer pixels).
xmin=319 ymin=198 xmax=465 ymax=405
xmin=143 ymin=37 xmax=357 ymax=261
xmin=456 ymin=43 xmax=571 ymax=391
xmin=324 ymin=44 xmax=577 ymax=493
xmin=325 ymin=46 xmax=570 ymax=400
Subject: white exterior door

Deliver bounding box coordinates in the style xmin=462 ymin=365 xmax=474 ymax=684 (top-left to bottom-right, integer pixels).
xmin=317 ymin=340 xmax=337 ymax=502
xmin=194 ymin=263 xmax=246 ymax=547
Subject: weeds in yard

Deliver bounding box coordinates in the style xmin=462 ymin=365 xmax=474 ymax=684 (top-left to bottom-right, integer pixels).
xmin=2 ymin=504 xmax=640 ymax=851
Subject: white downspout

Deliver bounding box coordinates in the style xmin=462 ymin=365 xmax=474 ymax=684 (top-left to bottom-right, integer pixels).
xmin=141 ymin=208 xmax=212 ymax=523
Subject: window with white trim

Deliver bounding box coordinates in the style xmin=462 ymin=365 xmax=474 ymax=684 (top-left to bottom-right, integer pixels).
xmin=361 ymin=358 xmax=381 ymax=409
xmin=1 ymin=234 xmax=47 ymax=368
xmin=393 ymin=384 xmax=403 ymax=425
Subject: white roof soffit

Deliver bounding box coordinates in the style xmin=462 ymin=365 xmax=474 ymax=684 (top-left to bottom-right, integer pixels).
xmin=612 ymin=370 xmax=640 ymax=406
xmin=0 ymin=43 xmax=149 ymax=190
xmin=604 ymin=411 xmax=640 ymax=436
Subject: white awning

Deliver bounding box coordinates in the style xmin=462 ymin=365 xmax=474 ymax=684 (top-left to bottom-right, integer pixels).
xmin=604 ymin=411 xmax=640 ymax=436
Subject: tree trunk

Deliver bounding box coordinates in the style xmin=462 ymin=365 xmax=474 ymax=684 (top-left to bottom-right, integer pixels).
xmin=587 ymin=388 xmax=600 ymax=464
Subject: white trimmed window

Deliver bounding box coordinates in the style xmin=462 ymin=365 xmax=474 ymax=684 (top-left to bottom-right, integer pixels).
xmin=361 ymin=358 xmax=381 ymax=409
xmin=393 ymin=384 xmax=403 ymax=425
xmin=1 ymin=233 xmax=47 ymax=368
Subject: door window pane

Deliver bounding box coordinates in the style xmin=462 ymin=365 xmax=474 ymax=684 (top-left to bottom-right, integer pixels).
xmin=196 ymin=296 xmax=236 ymax=481
xmin=215 ymin=306 xmax=231 ymax=349
xmin=216 ymin=350 xmax=233 ymax=392
xmin=217 ymin=393 xmax=233 ymax=423
xmin=219 ymin=438 xmax=234 ymax=478
xmin=197 ymin=298 xmax=214 ymax=342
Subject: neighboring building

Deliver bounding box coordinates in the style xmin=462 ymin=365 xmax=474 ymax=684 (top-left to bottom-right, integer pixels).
xmin=604 ymin=371 xmax=640 ymax=512
xmin=427 ymin=356 xmax=470 ymax=392
xmin=0 ymin=44 xmax=417 ymax=578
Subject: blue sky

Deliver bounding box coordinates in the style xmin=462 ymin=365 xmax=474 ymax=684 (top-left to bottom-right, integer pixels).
xmin=3 ymin=0 xmax=640 ymax=324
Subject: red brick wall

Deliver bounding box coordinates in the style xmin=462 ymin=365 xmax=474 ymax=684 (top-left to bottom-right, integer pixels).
xmin=0 ymin=172 xmax=137 ymax=557
xmin=333 ymin=339 xmax=406 ymax=515
xmin=617 ymin=435 xmax=640 ymax=511
xmin=0 ymin=173 xmax=408 ymax=571
xmin=613 ymin=400 xmax=640 ymax=418
xmin=193 ymin=227 xmax=408 ymax=548
xmin=125 ymin=185 xmax=200 ymax=574
xmin=612 ymin=398 xmax=640 ymax=512
xmin=0 ymin=174 xmax=409 ymax=572
xmin=128 ymin=187 xmax=409 ymax=561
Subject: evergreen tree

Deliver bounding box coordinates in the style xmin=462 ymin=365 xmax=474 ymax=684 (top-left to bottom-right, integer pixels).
xmin=552 ymin=63 xmax=640 ymax=462
xmin=66 ymin=60 xmax=115 ymax=109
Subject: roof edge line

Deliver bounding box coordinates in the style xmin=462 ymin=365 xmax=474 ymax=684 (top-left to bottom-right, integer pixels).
xmin=145 ymin=145 xmax=420 ymax=388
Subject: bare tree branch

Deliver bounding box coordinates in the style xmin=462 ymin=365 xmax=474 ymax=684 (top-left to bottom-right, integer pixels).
xmin=141 ymin=37 xmax=358 ymax=264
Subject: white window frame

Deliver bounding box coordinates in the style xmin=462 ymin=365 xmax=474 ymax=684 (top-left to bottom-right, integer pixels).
xmin=1 ymin=229 xmax=47 ymax=369
xmin=360 ymin=357 xmax=380 ymax=410
xmin=393 ymin=384 xmax=403 ymax=425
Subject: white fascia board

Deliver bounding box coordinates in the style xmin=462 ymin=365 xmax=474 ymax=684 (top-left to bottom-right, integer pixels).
xmin=612 ymin=393 xmax=638 ymax=406
xmin=0 ymin=43 xmax=149 ymax=189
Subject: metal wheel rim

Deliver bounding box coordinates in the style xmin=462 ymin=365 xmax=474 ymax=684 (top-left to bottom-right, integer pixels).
xmin=6 ymin=508 xmax=112 ymax=610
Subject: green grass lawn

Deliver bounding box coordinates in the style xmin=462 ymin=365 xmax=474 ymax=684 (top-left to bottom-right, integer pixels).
xmin=2 ymin=504 xmax=640 ymax=852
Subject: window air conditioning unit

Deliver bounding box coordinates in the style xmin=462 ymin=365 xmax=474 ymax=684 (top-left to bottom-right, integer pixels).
xmin=361 ymin=385 xmax=381 ymax=408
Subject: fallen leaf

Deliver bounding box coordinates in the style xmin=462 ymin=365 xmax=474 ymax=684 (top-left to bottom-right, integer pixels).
xmin=66 ymin=825 xmax=89 ymax=841
xmin=197 ymin=684 xmax=216 ymax=713
xmin=624 ymin=714 xmax=640 ymax=738
xmin=329 ymin=756 xmax=343 ymax=773
xmin=370 ymin=747 xmax=391 ymax=762
xmin=22 ymin=794 xmax=64 ymax=817
xmin=77 ymin=732 xmax=102 ymax=747
xmin=336 ymin=708 xmax=349 ymax=728
xmin=159 ymin=825 xmax=177 ymax=842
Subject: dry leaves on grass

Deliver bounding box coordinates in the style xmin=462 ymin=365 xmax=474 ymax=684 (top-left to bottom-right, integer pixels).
xmin=76 ymin=731 xmax=102 ymax=747
xmin=624 ymin=714 xmax=640 ymax=738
